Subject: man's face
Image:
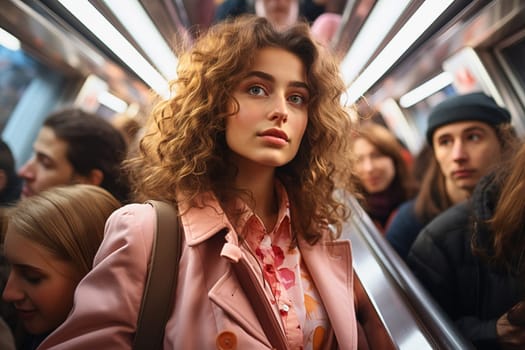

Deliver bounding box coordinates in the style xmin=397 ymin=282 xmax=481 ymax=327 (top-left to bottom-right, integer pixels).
xmin=432 ymin=121 xmax=503 ymax=194
xmin=18 ymin=127 xmax=76 ymax=198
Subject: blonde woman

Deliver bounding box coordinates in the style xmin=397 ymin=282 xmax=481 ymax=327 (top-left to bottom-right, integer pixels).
xmin=2 ymin=185 xmax=120 ymax=350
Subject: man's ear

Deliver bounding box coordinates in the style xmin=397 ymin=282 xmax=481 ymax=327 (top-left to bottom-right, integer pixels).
xmin=87 ymin=169 xmax=104 ymax=186
xmin=75 ymin=169 xmax=104 ymax=186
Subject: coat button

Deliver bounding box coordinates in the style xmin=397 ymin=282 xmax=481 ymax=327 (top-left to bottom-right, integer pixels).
xmin=216 ymin=331 xmax=237 ymax=350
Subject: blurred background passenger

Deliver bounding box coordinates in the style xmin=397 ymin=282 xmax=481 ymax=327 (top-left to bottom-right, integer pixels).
xmin=254 ymin=0 xmax=300 ymax=30
xmin=110 ymin=113 xmax=143 ymax=158
xmin=17 ymin=108 xmax=130 ymax=203
xmin=110 ymin=113 xmax=141 ymax=148
xmin=215 ymin=0 xmax=323 ymax=24
xmin=309 ymin=11 xmax=341 ymax=46
xmin=352 ymin=122 xmax=416 ymax=233
xmin=407 ymin=140 xmax=525 ymax=350
xmin=386 ymin=92 xmax=518 ymax=260
xmin=0 ymin=140 xmax=21 ymax=207
xmin=1 ymin=185 xmax=121 ymax=350
xmin=0 ymin=140 xmax=22 ymax=346
xmin=214 ymin=0 xmax=341 ymax=44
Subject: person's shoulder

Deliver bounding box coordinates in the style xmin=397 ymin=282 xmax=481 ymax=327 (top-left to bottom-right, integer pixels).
xmin=418 ymin=201 xmax=471 ymax=249
xmin=424 ymin=202 xmax=470 ymax=234
xmin=386 ymin=199 xmax=417 ymax=227
xmin=396 ymin=199 xmax=416 ymax=215
xmin=108 ymin=202 xmax=153 ymax=219
xmin=105 ymin=202 xmax=156 ymax=234
xmin=97 ymin=203 xmax=157 ymax=263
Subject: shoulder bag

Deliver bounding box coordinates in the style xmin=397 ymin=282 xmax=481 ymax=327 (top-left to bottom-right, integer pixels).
xmin=133 ymin=200 xmax=182 ymax=350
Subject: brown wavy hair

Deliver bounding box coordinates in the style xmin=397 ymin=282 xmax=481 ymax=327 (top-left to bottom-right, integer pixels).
xmin=126 ymin=15 xmax=356 ymax=243
xmin=485 ymin=143 xmax=525 ymax=272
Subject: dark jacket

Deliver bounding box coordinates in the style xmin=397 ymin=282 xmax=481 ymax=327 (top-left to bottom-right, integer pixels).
xmin=385 ymin=200 xmax=425 ymax=260
xmin=407 ymin=176 xmax=524 ymax=349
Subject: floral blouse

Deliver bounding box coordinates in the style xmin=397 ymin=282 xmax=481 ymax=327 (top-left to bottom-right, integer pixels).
xmin=237 ymin=182 xmax=330 ymax=350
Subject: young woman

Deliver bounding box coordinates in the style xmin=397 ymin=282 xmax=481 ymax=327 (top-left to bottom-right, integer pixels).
xmin=38 ymin=15 xmax=359 ymax=349
xmin=351 ymin=122 xmax=416 ymax=233
xmin=1 ymin=185 xmax=120 ymax=350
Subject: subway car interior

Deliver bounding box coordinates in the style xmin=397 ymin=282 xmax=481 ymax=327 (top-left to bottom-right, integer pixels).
xmin=2 ymin=0 xmax=525 ymax=348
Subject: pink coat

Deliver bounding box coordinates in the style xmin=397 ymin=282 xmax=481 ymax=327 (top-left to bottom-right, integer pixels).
xmin=38 ymin=199 xmax=358 ymax=349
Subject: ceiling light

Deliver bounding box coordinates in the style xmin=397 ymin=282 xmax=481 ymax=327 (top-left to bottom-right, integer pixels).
xmin=0 ymin=27 xmax=21 ymax=51
xmin=102 ymin=0 xmax=178 ymax=80
xmin=340 ymin=0 xmax=411 ymax=85
xmin=399 ymin=72 xmax=453 ymax=108
xmin=56 ymin=0 xmax=170 ymax=98
xmin=98 ymin=90 xmax=128 ymax=113
xmin=344 ymin=0 xmax=454 ymax=105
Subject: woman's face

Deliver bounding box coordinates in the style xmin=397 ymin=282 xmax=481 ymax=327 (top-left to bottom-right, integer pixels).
xmin=2 ymin=230 xmax=81 ymax=335
xmin=353 ymin=138 xmax=396 ymax=193
xmin=226 ymin=47 xmax=309 ymax=173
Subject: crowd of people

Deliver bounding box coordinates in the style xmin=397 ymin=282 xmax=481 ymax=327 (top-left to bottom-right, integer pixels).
xmin=0 ymin=6 xmax=523 ymax=350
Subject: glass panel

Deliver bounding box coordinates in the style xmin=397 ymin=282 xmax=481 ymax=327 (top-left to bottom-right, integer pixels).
xmin=0 ymin=46 xmax=44 ymax=132
xmin=500 ymin=35 xmax=525 ymax=90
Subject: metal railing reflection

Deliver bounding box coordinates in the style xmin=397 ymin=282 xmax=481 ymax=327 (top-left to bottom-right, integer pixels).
xmin=340 ymin=192 xmax=474 ymax=349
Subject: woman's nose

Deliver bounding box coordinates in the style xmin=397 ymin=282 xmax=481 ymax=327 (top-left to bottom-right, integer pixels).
xmin=269 ymin=96 xmax=288 ymax=123
xmin=2 ymin=273 xmax=25 ymax=303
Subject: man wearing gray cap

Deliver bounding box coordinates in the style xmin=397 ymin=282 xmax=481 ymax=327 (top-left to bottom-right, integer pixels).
xmin=386 ymin=92 xmax=517 ymax=260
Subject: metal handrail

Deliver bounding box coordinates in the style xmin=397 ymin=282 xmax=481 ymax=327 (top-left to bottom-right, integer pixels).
xmin=340 ymin=194 xmax=474 ymax=349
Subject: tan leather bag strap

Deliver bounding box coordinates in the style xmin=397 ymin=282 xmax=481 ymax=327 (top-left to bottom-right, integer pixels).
xmin=133 ymin=200 xmax=182 ymax=350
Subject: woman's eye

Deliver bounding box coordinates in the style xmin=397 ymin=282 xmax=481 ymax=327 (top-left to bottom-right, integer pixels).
xmin=20 ymin=270 xmax=45 ymax=285
xmin=248 ymin=86 xmax=265 ymax=96
xmin=24 ymin=275 xmax=42 ymax=285
xmin=288 ymin=94 xmax=305 ymax=105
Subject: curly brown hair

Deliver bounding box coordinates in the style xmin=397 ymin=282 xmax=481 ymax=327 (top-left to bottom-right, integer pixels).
xmin=126 ymin=15 xmax=356 ymax=243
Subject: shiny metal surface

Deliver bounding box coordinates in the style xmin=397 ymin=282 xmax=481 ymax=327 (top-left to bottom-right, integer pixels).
xmin=340 ymin=193 xmax=474 ymax=349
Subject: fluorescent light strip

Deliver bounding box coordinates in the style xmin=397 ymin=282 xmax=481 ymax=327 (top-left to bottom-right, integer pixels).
xmin=399 ymin=72 xmax=453 ymax=107
xmin=0 ymin=27 xmax=21 ymax=51
xmin=345 ymin=0 xmax=454 ymax=104
xmin=98 ymin=90 xmax=128 ymax=113
xmin=102 ymin=0 xmax=178 ymax=80
xmin=340 ymin=0 xmax=411 ymax=85
xmin=57 ymin=0 xmax=170 ymax=98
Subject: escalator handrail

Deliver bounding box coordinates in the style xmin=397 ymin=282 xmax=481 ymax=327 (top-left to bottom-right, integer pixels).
xmin=341 ymin=193 xmax=474 ymax=349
